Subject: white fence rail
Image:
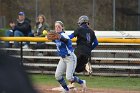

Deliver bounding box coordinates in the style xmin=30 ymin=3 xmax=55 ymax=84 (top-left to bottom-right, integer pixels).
xmin=1 ymin=42 xmax=140 ymax=76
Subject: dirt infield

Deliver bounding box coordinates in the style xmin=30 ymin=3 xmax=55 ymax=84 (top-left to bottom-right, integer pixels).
xmin=34 ymin=84 xmax=140 ymax=93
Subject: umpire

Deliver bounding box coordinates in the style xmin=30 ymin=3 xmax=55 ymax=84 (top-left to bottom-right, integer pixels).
xmin=69 ymin=15 xmax=98 ymax=73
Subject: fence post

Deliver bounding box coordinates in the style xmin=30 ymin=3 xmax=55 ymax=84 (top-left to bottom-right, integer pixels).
xmin=113 ymin=0 xmax=116 ymax=31
xmin=20 ymin=41 xmax=23 ymax=66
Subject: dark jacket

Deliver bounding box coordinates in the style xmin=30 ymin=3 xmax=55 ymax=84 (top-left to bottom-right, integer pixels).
xmin=34 ymin=22 xmax=49 ymax=37
xmin=14 ymin=18 xmax=31 ymax=36
xmin=73 ymin=24 xmax=97 ymax=56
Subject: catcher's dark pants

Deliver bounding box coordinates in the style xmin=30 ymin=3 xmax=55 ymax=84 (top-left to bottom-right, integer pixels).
xmin=74 ymin=50 xmax=90 ymax=73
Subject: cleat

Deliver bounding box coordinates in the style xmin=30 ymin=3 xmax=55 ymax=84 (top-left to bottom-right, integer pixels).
xmin=81 ymin=80 xmax=87 ymax=92
xmin=85 ymin=62 xmax=92 ymax=75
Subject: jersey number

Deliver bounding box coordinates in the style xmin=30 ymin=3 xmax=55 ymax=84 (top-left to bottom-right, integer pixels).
xmin=86 ymin=33 xmax=91 ymax=43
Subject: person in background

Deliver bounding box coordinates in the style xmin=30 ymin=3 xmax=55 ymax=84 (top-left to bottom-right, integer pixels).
xmin=5 ymin=12 xmax=32 ymax=48
xmin=5 ymin=20 xmax=16 ymax=48
xmin=34 ymin=14 xmax=49 ymax=37
xmin=33 ymin=14 xmax=50 ymax=56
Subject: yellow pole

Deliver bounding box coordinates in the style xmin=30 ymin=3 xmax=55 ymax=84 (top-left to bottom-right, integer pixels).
xmin=0 ymin=37 xmax=51 ymax=42
xmin=1 ymin=37 xmax=140 ymax=43
xmin=98 ymin=38 xmax=140 ymax=43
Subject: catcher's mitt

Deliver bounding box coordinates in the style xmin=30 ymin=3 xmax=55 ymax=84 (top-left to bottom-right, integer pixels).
xmin=47 ymin=32 xmax=61 ymax=40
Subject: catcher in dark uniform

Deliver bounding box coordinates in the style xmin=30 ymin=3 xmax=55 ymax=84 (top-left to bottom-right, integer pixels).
xmin=69 ymin=15 xmax=98 ymax=73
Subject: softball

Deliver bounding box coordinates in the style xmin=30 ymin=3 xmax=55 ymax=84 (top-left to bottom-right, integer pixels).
xmin=43 ymin=30 xmax=48 ymax=35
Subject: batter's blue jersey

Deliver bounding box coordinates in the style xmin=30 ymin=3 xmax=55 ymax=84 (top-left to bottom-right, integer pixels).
xmin=54 ymin=32 xmax=74 ymax=57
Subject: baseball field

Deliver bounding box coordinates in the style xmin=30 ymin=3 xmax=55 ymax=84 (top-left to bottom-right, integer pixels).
xmin=31 ymin=74 xmax=140 ymax=93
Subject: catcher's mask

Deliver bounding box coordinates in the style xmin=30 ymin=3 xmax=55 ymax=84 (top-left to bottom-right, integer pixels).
xmin=78 ymin=15 xmax=89 ymax=26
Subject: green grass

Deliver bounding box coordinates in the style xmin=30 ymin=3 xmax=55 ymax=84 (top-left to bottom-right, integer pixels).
xmin=30 ymin=74 xmax=140 ymax=91
xmin=31 ymin=74 xmax=57 ymax=86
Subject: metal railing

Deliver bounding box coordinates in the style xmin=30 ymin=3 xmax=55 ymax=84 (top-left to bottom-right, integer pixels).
xmin=0 ymin=37 xmax=140 ymax=76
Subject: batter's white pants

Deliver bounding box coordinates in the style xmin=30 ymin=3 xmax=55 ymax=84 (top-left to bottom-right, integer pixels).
xmin=55 ymin=52 xmax=77 ymax=81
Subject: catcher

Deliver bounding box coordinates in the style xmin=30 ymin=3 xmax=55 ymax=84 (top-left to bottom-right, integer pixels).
xmin=46 ymin=21 xmax=87 ymax=93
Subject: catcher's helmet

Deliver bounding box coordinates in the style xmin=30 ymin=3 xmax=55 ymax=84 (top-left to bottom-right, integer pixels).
xmin=78 ymin=15 xmax=89 ymax=25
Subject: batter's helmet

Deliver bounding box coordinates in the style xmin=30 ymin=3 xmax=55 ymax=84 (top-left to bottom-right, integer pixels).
xmin=78 ymin=15 xmax=89 ymax=25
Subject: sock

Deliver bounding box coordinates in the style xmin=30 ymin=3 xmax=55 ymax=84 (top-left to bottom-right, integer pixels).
xmin=73 ymin=76 xmax=83 ymax=84
xmin=58 ymin=77 xmax=69 ymax=91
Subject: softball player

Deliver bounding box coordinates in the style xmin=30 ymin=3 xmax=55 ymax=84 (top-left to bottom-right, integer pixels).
xmin=66 ymin=15 xmax=98 ymax=89
xmin=54 ymin=21 xmax=87 ymax=93
xmin=69 ymin=15 xmax=98 ymax=73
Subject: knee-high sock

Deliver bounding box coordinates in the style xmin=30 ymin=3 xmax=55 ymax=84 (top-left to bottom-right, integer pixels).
xmin=58 ymin=77 xmax=69 ymax=91
xmin=73 ymin=76 xmax=83 ymax=84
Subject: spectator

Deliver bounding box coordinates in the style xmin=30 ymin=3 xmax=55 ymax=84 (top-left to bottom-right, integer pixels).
xmin=34 ymin=14 xmax=49 ymax=37
xmin=5 ymin=12 xmax=33 ymax=48
xmin=5 ymin=21 xmax=16 ymax=48
xmin=33 ymin=14 xmax=50 ymax=56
